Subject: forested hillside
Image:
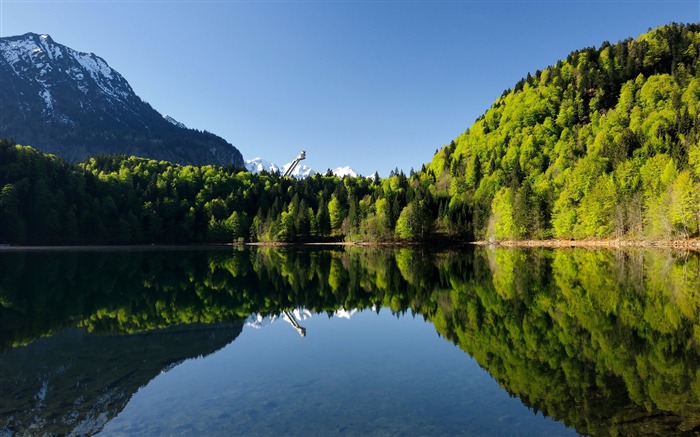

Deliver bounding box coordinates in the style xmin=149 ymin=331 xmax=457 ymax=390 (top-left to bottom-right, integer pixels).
xmin=1 ymin=23 xmax=699 ymax=245
xmin=426 ymin=23 xmax=700 ymax=240
xmin=0 ymin=139 xmax=422 ymax=244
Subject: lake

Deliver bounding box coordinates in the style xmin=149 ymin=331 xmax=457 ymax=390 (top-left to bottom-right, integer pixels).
xmin=1 ymin=246 xmax=699 ymax=436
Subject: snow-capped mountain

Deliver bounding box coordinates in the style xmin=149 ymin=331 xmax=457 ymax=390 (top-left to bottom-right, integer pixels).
xmin=163 ymin=114 xmax=186 ymax=129
xmin=282 ymin=162 xmax=316 ymax=178
xmin=245 ymin=307 xmax=360 ymax=334
xmin=245 ymin=157 xmax=315 ymax=178
xmin=332 ymin=166 xmax=357 ymax=178
xmin=335 ymin=308 xmax=359 ymax=319
xmin=245 ymin=157 xmax=357 ymax=179
xmin=246 ymin=308 xmax=314 ymax=330
xmin=0 ymin=32 xmax=244 ymax=166
xmin=245 ymin=157 xmax=281 ymax=174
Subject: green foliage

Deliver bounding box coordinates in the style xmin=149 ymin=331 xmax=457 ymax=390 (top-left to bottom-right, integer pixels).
xmin=427 ymin=23 xmax=700 ymax=240
xmin=328 ymin=194 xmax=346 ymax=234
xmin=1 ymin=137 xmax=441 ymax=244
xmin=395 ymin=200 xmax=432 ymax=240
xmin=0 ymin=140 xmax=355 ymax=244
xmin=3 ymin=24 xmax=700 ymax=244
xmin=490 ymin=187 xmax=518 ymax=239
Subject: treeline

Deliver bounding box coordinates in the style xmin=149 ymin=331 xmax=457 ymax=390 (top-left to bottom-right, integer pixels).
xmin=2 ymin=24 xmax=700 ymax=245
xmin=0 ymin=139 xmax=448 ymax=244
xmin=426 ymin=23 xmax=700 ymax=240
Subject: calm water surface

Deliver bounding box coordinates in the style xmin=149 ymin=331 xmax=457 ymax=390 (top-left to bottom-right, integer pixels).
xmin=101 ymin=309 xmax=570 ymax=436
xmin=1 ymin=246 xmax=699 ymax=436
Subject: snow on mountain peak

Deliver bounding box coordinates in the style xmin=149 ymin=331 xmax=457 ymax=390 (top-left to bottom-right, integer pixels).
xmin=333 ymin=166 xmax=357 ymax=178
xmin=245 ymin=157 xmax=280 ymax=174
xmin=1 ymin=32 xmax=245 ymax=167
xmin=73 ymin=51 xmax=114 ymax=80
xmin=1 ymin=32 xmax=132 ymax=104
xmin=163 ymin=115 xmax=187 ymax=129
xmin=281 ymin=162 xmax=315 ymax=179
xmin=335 ymin=308 xmax=358 ymax=319
xmin=245 ymin=307 xmax=359 ymax=331
xmin=245 ymin=156 xmax=357 ymax=179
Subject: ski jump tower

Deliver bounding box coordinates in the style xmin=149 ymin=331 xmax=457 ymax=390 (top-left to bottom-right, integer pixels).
xmin=282 ymin=150 xmax=306 ymax=177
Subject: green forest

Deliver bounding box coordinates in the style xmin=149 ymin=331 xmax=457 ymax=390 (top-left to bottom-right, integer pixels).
xmin=427 ymin=23 xmax=700 ymax=240
xmin=0 ymin=139 xmax=432 ymax=244
xmin=1 ymin=23 xmax=699 ymax=244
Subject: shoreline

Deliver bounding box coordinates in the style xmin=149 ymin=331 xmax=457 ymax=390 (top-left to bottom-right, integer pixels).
xmin=473 ymin=238 xmax=700 ymax=250
xmin=1 ymin=238 xmax=699 ymax=251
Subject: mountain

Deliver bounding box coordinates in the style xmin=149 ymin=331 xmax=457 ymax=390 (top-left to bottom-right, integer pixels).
xmin=2 ymin=25 xmax=699 ymax=245
xmin=163 ymin=114 xmax=187 ymax=129
xmin=245 ymin=307 xmax=360 ymax=336
xmin=245 ymin=156 xmax=357 ymax=178
xmin=0 ymin=33 xmax=244 ymax=167
xmin=333 ymin=166 xmax=358 ymax=178
xmin=245 ymin=156 xmax=314 ymax=178
xmin=245 ymin=157 xmax=281 ymax=174
xmin=282 ymin=161 xmax=316 ymax=178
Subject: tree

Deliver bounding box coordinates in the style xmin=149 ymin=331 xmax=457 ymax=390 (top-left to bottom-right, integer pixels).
xmin=227 ymin=211 xmax=249 ymax=242
xmin=0 ymin=184 xmax=26 ymax=243
xmin=316 ymin=197 xmax=331 ymax=236
xmin=576 ymin=175 xmax=616 ymax=237
xmin=490 ymin=187 xmax=518 ymax=240
xmin=668 ymin=170 xmax=700 ymax=237
xmin=328 ymin=194 xmax=346 ymax=234
xmin=395 ymin=200 xmax=432 ymax=240
xmin=294 ymin=199 xmax=311 ymax=238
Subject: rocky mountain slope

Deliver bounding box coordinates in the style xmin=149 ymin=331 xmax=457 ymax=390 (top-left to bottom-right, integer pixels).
xmin=0 ymin=33 xmax=244 ymax=166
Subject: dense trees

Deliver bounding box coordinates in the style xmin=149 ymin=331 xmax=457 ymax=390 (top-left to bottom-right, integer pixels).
xmin=2 ymin=24 xmax=700 ymax=244
xmin=0 ymin=139 xmax=433 ymax=244
xmin=427 ymin=23 xmax=700 ymax=240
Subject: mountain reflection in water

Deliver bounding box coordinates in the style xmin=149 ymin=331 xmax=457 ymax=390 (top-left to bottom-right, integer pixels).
xmin=0 ymin=324 xmax=243 ymax=435
xmin=1 ymin=246 xmax=699 ymax=436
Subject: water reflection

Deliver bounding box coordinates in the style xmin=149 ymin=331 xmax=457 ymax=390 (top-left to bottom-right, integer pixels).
xmin=0 ymin=323 xmax=243 ymax=435
xmin=246 ymin=307 xmax=361 ymax=337
xmin=1 ymin=246 xmax=699 ymax=435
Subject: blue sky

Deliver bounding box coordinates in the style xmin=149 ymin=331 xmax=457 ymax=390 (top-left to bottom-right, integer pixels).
xmin=2 ymin=1 xmax=698 ymax=176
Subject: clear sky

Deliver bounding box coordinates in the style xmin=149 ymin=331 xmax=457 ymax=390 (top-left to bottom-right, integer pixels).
xmin=1 ymin=1 xmax=698 ymax=176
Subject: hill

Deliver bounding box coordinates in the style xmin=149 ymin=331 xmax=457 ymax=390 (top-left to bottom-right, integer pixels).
xmin=0 ymin=33 xmax=244 ymax=167
xmin=1 ymin=24 xmax=699 ymax=245
xmin=425 ymin=23 xmax=700 ymax=241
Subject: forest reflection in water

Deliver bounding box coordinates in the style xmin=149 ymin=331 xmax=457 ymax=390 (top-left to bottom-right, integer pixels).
xmin=1 ymin=245 xmax=699 ymax=436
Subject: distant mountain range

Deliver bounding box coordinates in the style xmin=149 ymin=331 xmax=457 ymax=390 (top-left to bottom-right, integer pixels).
xmin=245 ymin=307 xmax=360 ymax=333
xmin=0 ymin=33 xmax=244 ymax=167
xmin=245 ymin=156 xmax=358 ymax=178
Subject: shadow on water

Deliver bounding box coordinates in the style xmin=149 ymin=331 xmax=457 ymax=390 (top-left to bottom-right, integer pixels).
xmin=1 ymin=246 xmax=699 ymax=435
